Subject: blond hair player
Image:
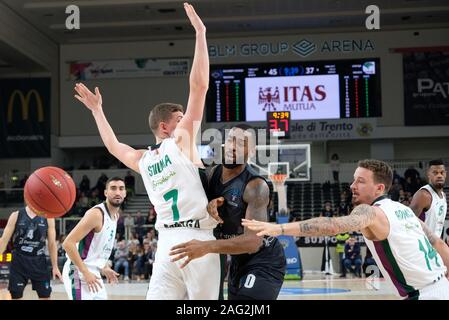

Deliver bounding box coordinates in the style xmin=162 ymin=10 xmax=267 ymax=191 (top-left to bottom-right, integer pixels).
xmin=243 ymin=160 xmax=449 ymax=300
xmin=74 ymin=3 xmax=219 ymax=299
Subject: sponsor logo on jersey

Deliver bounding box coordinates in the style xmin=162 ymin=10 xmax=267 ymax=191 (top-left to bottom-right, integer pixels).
xmin=147 ymin=155 xmax=172 ymax=176
xmin=164 ymin=219 xmax=200 ymax=229
xmin=395 ymin=208 xmax=415 ymax=220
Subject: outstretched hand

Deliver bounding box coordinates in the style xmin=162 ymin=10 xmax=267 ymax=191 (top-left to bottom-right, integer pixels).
xmin=241 ymin=219 xmax=282 ymax=237
xmin=74 ymin=83 xmax=102 ymax=112
xmin=207 ymin=197 xmax=224 ymax=224
xmin=184 ymin=2 xmax=205 ymax=34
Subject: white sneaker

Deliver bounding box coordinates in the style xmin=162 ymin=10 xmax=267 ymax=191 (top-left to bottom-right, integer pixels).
xmin=124 ymin=276 xmax=129 ymax=281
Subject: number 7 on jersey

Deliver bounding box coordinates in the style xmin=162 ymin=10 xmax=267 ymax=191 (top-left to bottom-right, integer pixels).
xmin=164 ymin=189 xmax=180 ymax=221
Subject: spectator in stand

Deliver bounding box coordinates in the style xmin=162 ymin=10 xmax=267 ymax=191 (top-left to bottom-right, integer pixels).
xmin=143 ymin=228 xmax=157 ymax=245
xmin=320 ymin=201 xmax=334 ymax=218
xmin=124 ymin=171 xmax=136 ymax=196
xmin=392 ymin=170 xmax=402 ymax=185
xmin=404 ymin=165 xmax=420 ymax=184
xmin=127 ymin=232 xmax=140 ymax=247
xmin=343 ymin=235 xmax=362 ymax=278
xmin=135 ymin=211 xmax=145 ymax=239
xmin=398 ymin=189 xmax=407 ymax=203
xmin=124 ymin=213 xmax=134 ymax=240
xmin=336 ymin=232 xmax=350 ymax=277
xmin=116 ymin=214 xmax=125 ymax=239
xmin=388 ymin=178 xmax=402 ymax=201
xmin=79 ymin=175 xmax=90 ymax=194
xmin=78 ymin=191 xmax=89 ymax=213
xmin=89 ymin=188 xmax=101 ymax=207
xmin=142 ymin=242 xmax=153 ymax=279
xmin=337 ymin=192 xmax=350 ymax=216
xmin=143 ymin=242 xmax=157 ymax=279
xmin=113 ymin=240 xmax=130 ymax=281
xmin=147 ymin=207 xmax=157 ymax=226
xmin=330 ymin=153 xmax=340 ymax=183
xmin=95 ymin=173 xmax=108 ymax=201
xmin=127 ymin=242 xmax=138 ymax=280
xmin=133 ymin=244 xmax=145 ymax=281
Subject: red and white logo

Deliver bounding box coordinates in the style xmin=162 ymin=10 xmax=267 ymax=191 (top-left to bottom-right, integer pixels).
xmin=246 ymin=75 xmax=340 ymax=121
xmin=258 ymin=87 xmax=280 ymax=111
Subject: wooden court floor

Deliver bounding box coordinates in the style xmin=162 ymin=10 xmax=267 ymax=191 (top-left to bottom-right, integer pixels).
xmin=0 ymin=273 xmax=397 ymax=300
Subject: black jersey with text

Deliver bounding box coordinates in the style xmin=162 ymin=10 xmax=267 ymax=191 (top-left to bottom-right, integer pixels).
xmin=12 ymin=208 xmax=48 ymax=256
xmin=209 ymin=165 xmax=285 ymax=271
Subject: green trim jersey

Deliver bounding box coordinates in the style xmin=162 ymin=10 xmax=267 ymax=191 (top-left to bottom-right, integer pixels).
xmin=65 ymin=202 xmax=117 ymax=271
xmin=138 ymin=138 xmax=217 ymax=231
xmin=365 ymin=197 xmax=447 ymax=299
xmin=419 ymin=185 xmax=447 ymax=238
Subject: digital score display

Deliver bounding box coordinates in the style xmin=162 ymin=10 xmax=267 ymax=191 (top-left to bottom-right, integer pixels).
xmin=0 ymin=253 xmax=12 ymax=263
xmin=206 ymin=58 xmax=381 ymax=122
xmin=267 ymin=111 xmax=290 ymax=138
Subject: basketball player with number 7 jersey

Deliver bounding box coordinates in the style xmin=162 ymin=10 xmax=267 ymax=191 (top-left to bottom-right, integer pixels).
xmin=73 ymin=3 xmax=219 ymax=299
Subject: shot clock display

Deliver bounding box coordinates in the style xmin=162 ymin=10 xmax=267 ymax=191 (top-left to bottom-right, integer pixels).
xmin=267 ymin=111 xmax=290 ymax=138
xmin=206 ymin=58 xmax=381 ymax=122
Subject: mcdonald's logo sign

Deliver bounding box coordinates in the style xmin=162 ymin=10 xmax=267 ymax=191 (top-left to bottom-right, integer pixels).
xmin=7 ymin=89 xmax=44 ymax=123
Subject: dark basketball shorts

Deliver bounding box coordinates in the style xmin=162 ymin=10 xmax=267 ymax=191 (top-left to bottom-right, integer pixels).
xmin=228 ymin=266 xmax=285 ymax=300
xmin=8 ymin=253 xmax=51 ymax=299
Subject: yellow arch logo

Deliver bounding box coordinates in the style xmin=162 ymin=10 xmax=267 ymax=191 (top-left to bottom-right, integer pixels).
xmin=7 ymin=89 xmax=44 ymax=123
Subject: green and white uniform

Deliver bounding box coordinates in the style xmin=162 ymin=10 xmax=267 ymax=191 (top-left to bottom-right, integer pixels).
xmin=365 ymin=197 xmax=449 ymax=300
xmin=62 ymin=202 xmax=117 ymax=300
xmin=419 ymin=184 xmax=447 ymax=238
xmin=139 ymin=138 xmax=219 ymax=300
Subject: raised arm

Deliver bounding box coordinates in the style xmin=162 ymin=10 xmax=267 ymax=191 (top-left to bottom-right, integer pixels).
xmin=174 ymin=3 xmax=208 ymax=158
xmin=242 ymin=204 xmax=378 ymax=237
xmin=409 ymin=189 xmax=432 ymax=217
xmin=74 ymin=83 xmax=145 ymax=173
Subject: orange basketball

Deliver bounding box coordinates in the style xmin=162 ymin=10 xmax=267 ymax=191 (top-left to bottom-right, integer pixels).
xmin=24 ymin=166 xmax=76 ymax=218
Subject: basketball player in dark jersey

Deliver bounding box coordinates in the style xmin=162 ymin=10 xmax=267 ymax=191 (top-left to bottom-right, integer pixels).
xmin=0 ymin=206 xmax=62 ymax=299
xmin=170 ymin=124 xmax=286 ymax=300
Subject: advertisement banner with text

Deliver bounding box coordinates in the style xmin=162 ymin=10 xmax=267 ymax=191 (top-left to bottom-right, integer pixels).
xmin=404 ymin=51 xmax=449 ymax=126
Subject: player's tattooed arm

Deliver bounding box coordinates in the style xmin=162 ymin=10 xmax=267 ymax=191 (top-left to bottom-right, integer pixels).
xmin=243 ymin=204 xmax=376 ymax=237
xmin=298 ymin=204 xmax=376 ymax=236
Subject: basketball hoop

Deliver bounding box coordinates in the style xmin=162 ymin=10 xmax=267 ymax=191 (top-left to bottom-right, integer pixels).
xmin=270 ymin=174 xmax=287 ymax=192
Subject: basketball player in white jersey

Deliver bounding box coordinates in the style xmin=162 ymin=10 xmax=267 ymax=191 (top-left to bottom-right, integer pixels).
xmin=62 ymin=177 xmax=125 ymax=300
xmin=73 ymin=3 xmax=220 ymax=299
xmin=243 ymin=160 xmax=449 ymax=300
xmin=410 ymin=160 xmax=447 ymax=240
